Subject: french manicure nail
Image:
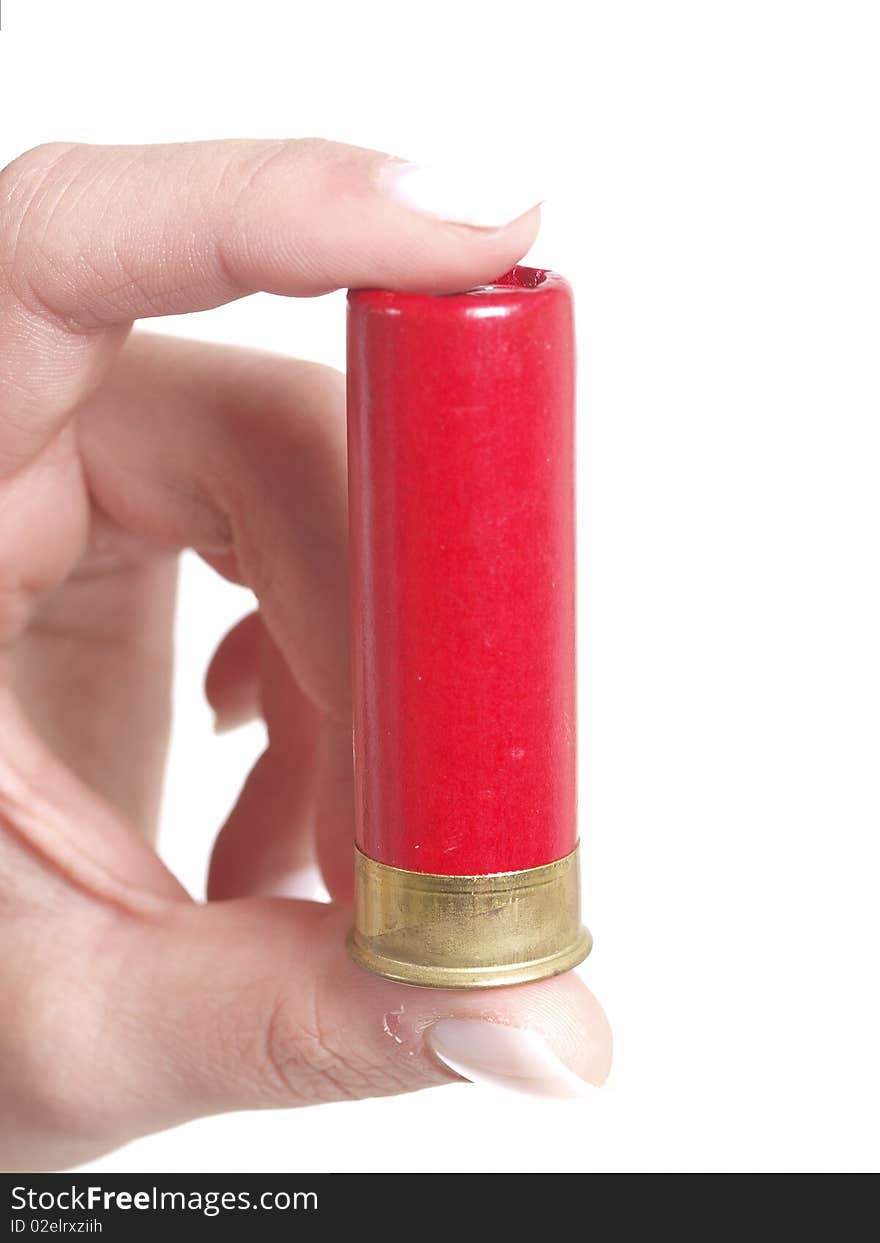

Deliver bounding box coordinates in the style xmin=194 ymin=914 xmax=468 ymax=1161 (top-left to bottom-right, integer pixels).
xmin=256 ymin=865 xmax=329 ymax=902
xmin=427 ymin=1020 xmax=593 ymax=1100
xmin=212 ymin=706 xmax=256 ymax=735
xmin=382 ymin=160 xmax=542 ymax=229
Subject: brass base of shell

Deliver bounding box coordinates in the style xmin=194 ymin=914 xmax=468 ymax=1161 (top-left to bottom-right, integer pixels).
xmin=348 ymin=845 xmax=591 ymax=989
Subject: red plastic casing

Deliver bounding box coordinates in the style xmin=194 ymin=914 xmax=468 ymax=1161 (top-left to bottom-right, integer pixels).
xmin=346 ymin=266 xmax=576 ymax=876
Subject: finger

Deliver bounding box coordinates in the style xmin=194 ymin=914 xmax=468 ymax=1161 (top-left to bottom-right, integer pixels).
xmin=204 ymin=622 xmax=351 ymax=902
xmin=0 ymin=688 xmax=187 ymax=910
xmin=314 ymin=716 xmax=357 ymax=901
xmin=208 ymin=630 xmax=319 ymax=900
xmin=0 ymin=138 xmax=539 ymax=471
xmin=87 ymin=899 xmax=611 ymax=1145
xmin=205 ymin=611 xmax=262 ymax=734
xmin=81 ymin=335 xmax=349 ymax=713
xmin=78 ymin=333 xmax=356 ymax=890
xmin=9 ymin=557 xmax=177 ymax=835
xmin=206 ymin=747 xmax=321 ymax=900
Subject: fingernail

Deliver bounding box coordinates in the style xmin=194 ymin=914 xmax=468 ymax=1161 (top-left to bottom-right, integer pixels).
xmin=212 ymin=706 xmax=256 ymax=735
xmin=427 ymin=1020 xmax=594 ymax=1100
xmin=382 ymin=160 xmax=542 ymax=229
xmin=255 ymin=865 xmax=329 ymax=902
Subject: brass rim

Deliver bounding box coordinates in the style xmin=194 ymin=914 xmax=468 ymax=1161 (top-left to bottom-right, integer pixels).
xmin=349 ymin=846 xmax=591 ymax=990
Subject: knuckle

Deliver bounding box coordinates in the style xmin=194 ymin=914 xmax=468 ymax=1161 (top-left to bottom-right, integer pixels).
xmin=0 ymin=141 xmax=79 ymax=207
xmin=262 ymin=990 xmax=353 ymax=1104
xmin=261 ymin=988 xmax=408 ymax=1106
xmin=0 ymin=142 xmax=83 ymax=316
xmin=266 ymin=357 xmax=346 ymax=417
xmin=232 ymin=137 xmax=327 ymax=193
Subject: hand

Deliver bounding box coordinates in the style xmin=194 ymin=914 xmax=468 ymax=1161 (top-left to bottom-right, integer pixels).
xmin=0 ymin=138 xmax=612 ymax=1171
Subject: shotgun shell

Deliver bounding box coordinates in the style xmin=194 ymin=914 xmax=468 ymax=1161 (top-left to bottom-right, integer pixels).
xmin=346 ymin=265 xmax=591 ymax=988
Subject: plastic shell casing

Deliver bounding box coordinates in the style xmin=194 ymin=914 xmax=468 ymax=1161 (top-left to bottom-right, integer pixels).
xmin=346 ymin=266 xmax=590 ymax=989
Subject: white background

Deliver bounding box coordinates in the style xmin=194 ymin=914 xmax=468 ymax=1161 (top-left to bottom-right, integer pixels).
xmin=1 ymin=0 xmax=878 ymax=1173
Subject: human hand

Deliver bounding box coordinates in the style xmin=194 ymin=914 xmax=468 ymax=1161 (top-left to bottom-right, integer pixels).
xmin=0 ymin=138 xmax=611 ymax=1171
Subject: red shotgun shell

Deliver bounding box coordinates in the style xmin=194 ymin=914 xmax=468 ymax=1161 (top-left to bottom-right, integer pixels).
xmin=347 ymin=266 xmax=591 ymax=988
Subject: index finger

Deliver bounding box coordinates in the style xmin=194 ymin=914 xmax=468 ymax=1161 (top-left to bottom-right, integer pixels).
xmin=0 ymin=138 xmax=539 ymax=471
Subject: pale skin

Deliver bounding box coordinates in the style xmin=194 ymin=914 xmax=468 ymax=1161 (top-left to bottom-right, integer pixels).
xmin=0 ymin=138 xmax=612 ymax=1171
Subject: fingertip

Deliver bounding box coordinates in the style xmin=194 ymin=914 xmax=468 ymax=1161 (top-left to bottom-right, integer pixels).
xmin=379 ymin=156 xmax=543 ymax=231
xmin=292 ymin=140 xmax=543 ymax=296
xmin=417 ymin=970 xmax=613 ymax=1094
xmin=366 ymin=201 xmax=543 ymax=296
xmin=204 ymin=611 xmax=261 ymax=723
xmin=324 ymin=933 xmax=612 ymax=1098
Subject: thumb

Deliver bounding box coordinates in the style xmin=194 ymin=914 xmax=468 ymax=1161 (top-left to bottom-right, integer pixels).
xmin=113 ymin=898 xmax=611 ymax=1128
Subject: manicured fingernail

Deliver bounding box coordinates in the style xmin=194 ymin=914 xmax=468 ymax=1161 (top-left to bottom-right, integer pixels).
xmin=426 ymin=1020 xmax=594 ymax=1100
xmin=212 ymin=706 xmax=256 ymax=735
xmin=382 ymin=161 xmax=542 ymax=229
xmin=256 ymin=865 xmax=329 ymax=902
